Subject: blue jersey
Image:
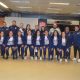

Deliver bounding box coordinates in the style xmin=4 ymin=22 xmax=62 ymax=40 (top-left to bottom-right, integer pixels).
xmin=9 ymin=25 xmax=19 ymax=36
xmin=73 ymin=31 xmax=80 ymax=47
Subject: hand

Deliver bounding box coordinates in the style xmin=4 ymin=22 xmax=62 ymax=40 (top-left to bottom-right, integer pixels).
xmin=66 ymin=49 xmax=69 ymax=52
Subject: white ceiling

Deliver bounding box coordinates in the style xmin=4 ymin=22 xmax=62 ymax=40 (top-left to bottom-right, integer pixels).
xmin=0 ymin=0 xmax=80 ymax=14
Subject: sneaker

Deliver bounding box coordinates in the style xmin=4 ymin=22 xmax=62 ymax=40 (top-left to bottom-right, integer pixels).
xmin=31 ymin=57 xmax=33 ymax=60
xmin=40 ymin=57 xmax=42 ymax=61
xmin=60 ymin=59 xmax=62 ymax=62
xmin=77 ymin=59 xmax=80 ymax=63
xmin=72 ymin=58 xmax=77 ymax=61
xmin=24 ymin=56 xmax=27 ymax=60
xmin=35 ymin=57 xmax=37 ymax=60
xmin=50 ymin=55 xmax=52 ymax=59
xmin=55 ymin=55 xmax=57 ymax=59
xmin=65 ymin=59 xmax=68 ymax=62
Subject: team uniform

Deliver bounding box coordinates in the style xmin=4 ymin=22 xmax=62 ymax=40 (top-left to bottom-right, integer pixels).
xmin=59 ymin=35 xmax=72 ymax=62
xmin=42 ymin=35 xmax=50 ymax=60
xmin=3 ymin=26 xmax=9 ymax=37
xmin=33 ymin=35 xmax=43 ymax=60
xmin=0 ymin=35 xmax=5 ymax=58
xmin=16 ymin=35 xmax=25 ymax=59
xmin=9 ymin=25 xmax=19 ymax=36
xmin=50 ymin=35 xmax=61 ymax=60
xmin=73 ymin=31 xmax=80 ymax=62
xmin=65 ymin=32 xmax=73 ymax=59
xmin=4 ymin=36 xmax=17 ymax=59
xmin=24 ymin=34 xmax=34 ymax=59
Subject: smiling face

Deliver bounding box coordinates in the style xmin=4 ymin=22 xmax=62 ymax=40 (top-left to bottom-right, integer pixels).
xmin=54 ymin=30 xmax=58 ymax=36
xmin=12 ymin=20 xmax=16 ymax=26
xmin=75 ymin=26 xmax=79 ymax=31
xmin=65 ymin=27 xmax=69 ymax=33
xmin=9 ymin=31 xmax=13 ymax=37
xmin=37 ymin=31 xmax=40 ymax=36
xmin=62 ymin=32 xmax=66 ymax=38
xmin=27 ymin=30 xmax=31 ymax=35
xmin=18 ymin=31 xmax=22 ymax=36
xmin=53 ymin=23 xmax=57 ymax=28
xmin=26 ymin=24 xmax=31 ymax=30
xmin=0 ymin=32 xmax=4 ymax=37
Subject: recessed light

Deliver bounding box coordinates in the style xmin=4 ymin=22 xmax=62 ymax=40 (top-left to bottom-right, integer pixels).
xmin=49 ymin=2 xmax=70 ymax=5
xmin=0 ymin=2 xmax=8 ymax=8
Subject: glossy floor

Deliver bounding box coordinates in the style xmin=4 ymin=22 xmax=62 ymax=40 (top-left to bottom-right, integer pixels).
xmin=0 ymin=58 xmax=80 ymax=80
xmin=0 ymin=47 xmax=80 ymax=80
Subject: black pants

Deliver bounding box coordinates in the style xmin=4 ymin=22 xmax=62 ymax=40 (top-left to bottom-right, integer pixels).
xmin=25 ymin=45 xmax=34 ymax=57
xmin=35 ymin=47 xmax=42 ymax=58
xmin=18 ymin=45 xmax=24 ymax=59
xmin=5 ymin=46 xmax=17 ymax=59
xmin=74 ymin=46 xmax=80 ymax=58
xmin=0 ymin=46 xmax=5 ymax=57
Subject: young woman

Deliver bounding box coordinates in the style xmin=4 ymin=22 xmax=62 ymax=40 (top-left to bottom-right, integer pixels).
xmin=16 ymin=31 xmax=25 ymax=59
xmin=34 ymin=30 xmax=43 ymax=60
xmin=0 ymin=31 xmax=5 ymax=58
xmin=43 ymin=30 xmax=50 ymax=60
xmin=40 ymin=26 xmax=45 ymax=35
xmin=5 ymin=31 xmax=17 ymax=59
xmin=24 ymin=30 xmax=34 ymax=60
xmin=60 ymin=32 xmax=71 ymax=62
xmin=50 ymin=30 xmax=61 ymax=61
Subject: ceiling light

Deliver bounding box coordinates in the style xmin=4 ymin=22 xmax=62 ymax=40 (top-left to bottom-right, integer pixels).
xmin=48 ymin=8 xmax=61 ymax=10
xmin=10 ymin=0 xmax=30 ymax=3
xmin=0 ymin=2 xmax=8 ymax=8
xmin=49 ymin=2 xmax=70 ymax=5
xmin=72 ymin=12 xmax=80 ymax=14
xmin=18 ymin=6 xmax=32 ymax=9
xmin=46 ymin=10 xmax=59 ymax=13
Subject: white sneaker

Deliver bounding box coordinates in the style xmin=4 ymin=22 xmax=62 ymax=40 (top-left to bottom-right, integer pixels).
xmin=55 ymin=55 xmax=57 ymax=59
xmin=77 ymin=59 xmax=80 ymax=63
xmin=60 ymin=59 xmax=62 ymax=62
xmin=24 ymin=56 xmax=27 ymax=60
xmin=35 ymin=57 xmax=37 ymax=60
xmin=65 ymin=59 xmax=68 ymax=62
xmin=40 ymin=57 xmax=42 ymax=61
xmin=31 ymin=57 xmax=33 ymax=60
xmin=72 ymin=58 xmax=77 ymax=61
xmin=50 ymin=55 xmax=52 ymax=59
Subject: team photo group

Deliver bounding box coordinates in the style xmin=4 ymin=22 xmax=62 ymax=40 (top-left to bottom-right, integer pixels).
xmin=0 ymin=20 xmax=80 ymax=63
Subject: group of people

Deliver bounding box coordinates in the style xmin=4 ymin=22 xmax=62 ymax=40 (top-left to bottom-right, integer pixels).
xmin=0 ymin=20 xmax=80 ymax=63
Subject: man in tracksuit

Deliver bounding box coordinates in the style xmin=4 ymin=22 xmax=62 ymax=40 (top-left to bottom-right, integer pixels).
xmin=65 ymin=27 xmax=73 ymax=60
xmin=3 ymin=22 xmax=9 ymax=37
xmin=9 ymin=20 xmax=19 ymax=36
xmin=73 ymin=26 xmax=80 ymax=63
